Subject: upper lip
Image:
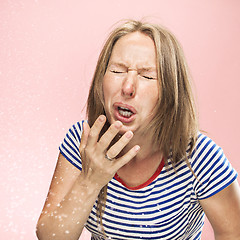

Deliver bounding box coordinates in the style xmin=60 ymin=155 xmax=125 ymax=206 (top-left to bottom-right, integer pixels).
xmin=113 ymin=102 xmax=137 ymax=114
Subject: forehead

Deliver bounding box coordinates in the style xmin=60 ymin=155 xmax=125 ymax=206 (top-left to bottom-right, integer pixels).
xmin=109 ymin=32 xmax=157 ymax=68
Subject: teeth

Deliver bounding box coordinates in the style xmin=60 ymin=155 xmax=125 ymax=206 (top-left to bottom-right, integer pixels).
xmin=119 ymin=109 xmax=133 ymax=117
xmin=120 ymin=107 xmax=130 ymax=111
xmin=118 ymin=106 xmax=134 ymax=118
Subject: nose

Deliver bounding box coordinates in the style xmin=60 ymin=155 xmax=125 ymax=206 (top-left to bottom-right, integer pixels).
xmin=122 ymin=69 xmax=137 ymax=98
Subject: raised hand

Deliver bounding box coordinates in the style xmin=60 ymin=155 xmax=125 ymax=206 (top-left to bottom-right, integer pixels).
xmin=79 ymin=115 xmax=140 ymax=189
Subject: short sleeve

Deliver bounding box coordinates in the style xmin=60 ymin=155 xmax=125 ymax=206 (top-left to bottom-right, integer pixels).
xmin=191 ymin=133 xmax=238 ymax=200
xmin=59 ymin=121 xmax=84 ymax=171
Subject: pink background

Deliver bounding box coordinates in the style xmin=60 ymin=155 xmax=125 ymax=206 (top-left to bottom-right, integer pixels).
xmin=0 ymin=0 xmax=240 ymax=239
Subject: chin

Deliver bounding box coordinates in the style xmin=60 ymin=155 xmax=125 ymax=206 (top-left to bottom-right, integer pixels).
xmin=121 ymin=124 xmax=138 ymax=134
xmin=106 ymin=113 xmax=138 ymax=133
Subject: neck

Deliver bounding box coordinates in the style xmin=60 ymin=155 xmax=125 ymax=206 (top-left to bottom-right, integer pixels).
xmin=116 ymin=140 xmax=163 ymax=188
xmin=119 ymin=133 xmax=160 ymax=163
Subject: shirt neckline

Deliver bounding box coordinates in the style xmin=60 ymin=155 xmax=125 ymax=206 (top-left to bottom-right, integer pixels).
xmin=114 ymin=158 xmax=165 ymax=190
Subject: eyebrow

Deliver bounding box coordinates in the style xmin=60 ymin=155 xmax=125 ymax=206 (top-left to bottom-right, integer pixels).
xmin=108 ymin=62 xmax=128 ymax=68
xmin=108 ymin=61 xmax=157 ymax=71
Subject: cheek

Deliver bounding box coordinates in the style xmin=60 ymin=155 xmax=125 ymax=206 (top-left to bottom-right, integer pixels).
xmin=103 ymin=75 xmax=121 ymax=101
xmin=102 ymin=76 xmax=116 ymax=106
xmin=141 ymin=84 xmax=159 ymax=106
xmin=102 ymin=76 xmax=111 ymax=101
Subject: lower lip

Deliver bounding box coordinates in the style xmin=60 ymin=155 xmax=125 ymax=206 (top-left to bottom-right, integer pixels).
xmin=114 ymin=108 xmax=136 ymax=123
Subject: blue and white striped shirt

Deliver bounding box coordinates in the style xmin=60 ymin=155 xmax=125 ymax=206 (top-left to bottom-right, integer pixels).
xmin=59 ymin=121 xmax=238 ymax=240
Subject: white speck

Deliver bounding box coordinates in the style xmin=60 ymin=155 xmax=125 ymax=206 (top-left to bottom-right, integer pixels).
xmin=65 ymin=230 xmax=70 ymax=234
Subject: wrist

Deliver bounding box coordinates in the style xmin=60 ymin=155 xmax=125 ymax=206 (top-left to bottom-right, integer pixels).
xmin=76 ymin=173 xmax=103 ymax=195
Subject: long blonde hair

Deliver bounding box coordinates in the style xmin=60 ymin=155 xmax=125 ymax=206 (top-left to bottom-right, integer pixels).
xmin=86 ymin=19 xmax=198 ymax=231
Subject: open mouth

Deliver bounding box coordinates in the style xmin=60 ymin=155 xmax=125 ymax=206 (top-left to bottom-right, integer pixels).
xmin=118 ymin=106 xmax=134 ymax=118
xmin=113 ymin=103 xmax=136 ymax=123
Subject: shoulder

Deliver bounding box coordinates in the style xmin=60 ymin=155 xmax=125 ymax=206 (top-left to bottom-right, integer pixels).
xmin=67 ymin=120 xmax=85 ymax=140
xmin=58 ymin=120 xmax=86 ymax=170
xmin=190 ymin=132 xmax=237 ymax=182
xmin=190 ymin=132 xmax=224 ymax=166
xmin=190 ymin=132 xmax=238 ymax=199
xmin=60 ymin=120 xmax=86 ymax=147
xmin=190 ymin=132 xmax=231 ymax=177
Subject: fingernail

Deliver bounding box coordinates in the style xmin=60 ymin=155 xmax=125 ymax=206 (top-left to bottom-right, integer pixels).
xmin=125 ymin=131 xmax=133 ymax=139
xmin=114 ymin=121 xmax=122 ymax=128
xmin=99 ymin=115 xmax=105 ymax=122
xmin=134 ymin=145 xmax=140 ymax=151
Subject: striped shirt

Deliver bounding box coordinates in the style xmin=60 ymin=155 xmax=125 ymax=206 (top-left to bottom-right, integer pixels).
xmin=59 ymin=121 xmax=238 ymax=240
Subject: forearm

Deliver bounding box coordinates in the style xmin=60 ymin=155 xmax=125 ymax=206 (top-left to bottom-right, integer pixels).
xmin=36 ymin=175 xmax=101 ymax=240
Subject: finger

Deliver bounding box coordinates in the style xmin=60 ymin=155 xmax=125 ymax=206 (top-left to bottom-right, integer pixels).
xmin=79 ymin=121 xmax=90 ymax=150
xmin=87 ymin=115 xmax=106 ymax=148
xmin=98 ymin=121 xmax=123 ymax=150
xmin=114 ymin=145 xmax=140 ymax=170
xmin=106 ymin=131 xmax=133 ymax=159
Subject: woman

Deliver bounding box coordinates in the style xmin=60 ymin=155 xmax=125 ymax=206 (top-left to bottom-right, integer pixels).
xmin=36 ymin=20 xmax=240 ymax=240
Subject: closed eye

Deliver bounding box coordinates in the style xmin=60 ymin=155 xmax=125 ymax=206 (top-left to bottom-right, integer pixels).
xmin=143 ymin=75 xmax=154 ymax=80
xmin=141 ymin=75 xmax=157 ymax=80
xmin=110 ymin=70 xmax=125 ymax=74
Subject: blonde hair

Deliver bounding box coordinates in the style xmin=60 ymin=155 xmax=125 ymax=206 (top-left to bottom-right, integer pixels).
xmin=86 ymin=19 xmax=198 ymax=231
